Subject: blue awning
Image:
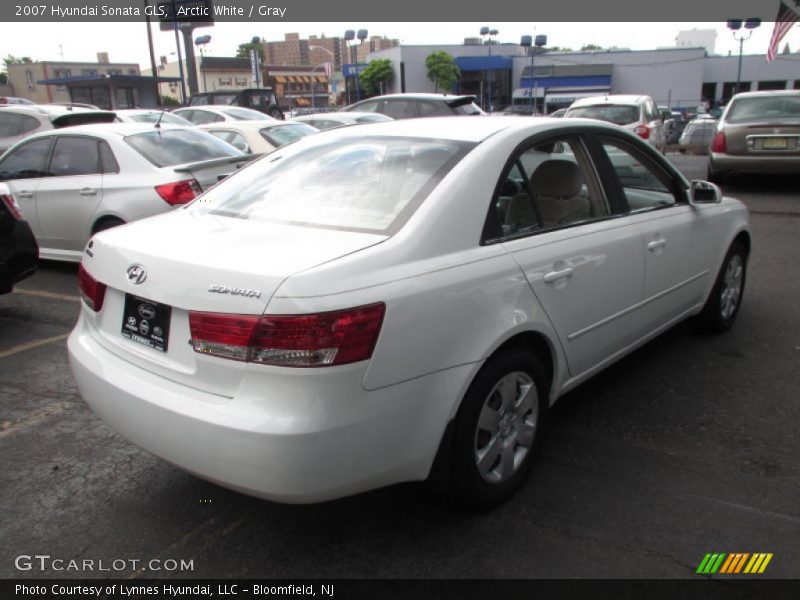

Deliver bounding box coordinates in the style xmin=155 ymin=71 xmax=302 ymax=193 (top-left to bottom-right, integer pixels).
xmin=455 ymin=55 xmax=513 ymax=71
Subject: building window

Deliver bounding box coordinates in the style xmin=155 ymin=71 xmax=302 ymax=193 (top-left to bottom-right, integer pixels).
xmin=795 ymin=80 xmax=800 ymax=90
xmin=758 ymin=80 xmax=787 ymax=91
xmin=129 ymin=69 xmax=138 ymax=76
xmin=81 ymin=69 xmax=98 ymax=76
xmin=107 ymin=69 xmax=122 ymax=76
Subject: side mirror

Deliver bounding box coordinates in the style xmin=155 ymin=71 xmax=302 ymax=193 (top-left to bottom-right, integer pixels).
xmin=689 ymin=180 xmax=722 ymax=204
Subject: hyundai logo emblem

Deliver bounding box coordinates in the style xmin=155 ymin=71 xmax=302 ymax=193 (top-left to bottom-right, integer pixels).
xmin=126 ymin=264 xmax=147 ymax=285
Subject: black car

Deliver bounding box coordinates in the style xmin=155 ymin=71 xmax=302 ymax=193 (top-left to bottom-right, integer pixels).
xmin=189 ymin=88 xmax=284 ymax=120
xmin=0 ymin=183 xmax=38 ymax=294
xmin=344 ymin=93 xmax=485 ymax=119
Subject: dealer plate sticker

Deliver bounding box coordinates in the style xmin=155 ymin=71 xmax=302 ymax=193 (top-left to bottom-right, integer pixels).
xmin=121 ymin=294 xmax=171 ymax=353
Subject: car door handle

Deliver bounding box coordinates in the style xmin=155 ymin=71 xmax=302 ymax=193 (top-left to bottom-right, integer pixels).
xmin=79 ymin=188 xmax=97 ymax=196
xmin=544 ymin=267 xmax=574 ymax=283
xmin=647 ymin=238 xmax=667 ymax=251
xmin=16 ymin=191 xmax=33 ymax=199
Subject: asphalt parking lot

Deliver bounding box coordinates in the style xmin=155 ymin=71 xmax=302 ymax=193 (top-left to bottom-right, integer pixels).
xmin=1 ymin=153 xmax=799 ymax=579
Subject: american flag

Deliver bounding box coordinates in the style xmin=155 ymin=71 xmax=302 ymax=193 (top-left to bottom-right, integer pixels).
xmin=767 ymin=1 xmax=799 ymax=62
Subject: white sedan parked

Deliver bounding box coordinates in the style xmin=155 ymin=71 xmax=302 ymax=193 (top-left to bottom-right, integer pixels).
xmin=69 ymin=117 xmax=750 ymax=507
xmin=198 ymin=120 xmax=319 ymax=155
xmin=0 ymin=123 xmax=252 ymax=261
xmin=291 ymin=111 xmax=393 ymax=130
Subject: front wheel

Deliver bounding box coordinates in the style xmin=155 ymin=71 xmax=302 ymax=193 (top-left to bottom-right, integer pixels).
xmin=451 ymin=348 xmax=549 ymax=509
xmin=694 ymin=241 xmax=747 ymax=332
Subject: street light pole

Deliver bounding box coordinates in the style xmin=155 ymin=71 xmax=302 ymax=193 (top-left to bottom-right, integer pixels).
xmin=727 ymin=18 xmax=760 ymax=96
xmin=480 ymin=27 xmax=498 ymax=112
xmin=309 ymin=45 xmax=335 ymax=110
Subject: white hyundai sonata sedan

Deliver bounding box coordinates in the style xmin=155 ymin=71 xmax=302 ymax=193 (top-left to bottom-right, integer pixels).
xmin=68 ymin=117 xmax=750 ymax=508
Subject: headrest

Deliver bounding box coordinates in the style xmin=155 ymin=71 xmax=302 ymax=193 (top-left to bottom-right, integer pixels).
xmin=530 ymin=160 xmax=582 ymax=198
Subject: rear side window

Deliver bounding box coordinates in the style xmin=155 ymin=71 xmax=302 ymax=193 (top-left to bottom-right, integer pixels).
xmin=0 ymin=138 xmax=53 ymax=180
xmin=726 ymin=95 xmax=800 ymax=122
xmin=0 ymin=113 xmax=23 ymax=137
xmin=567 ymin=105 xmax=639 ymax=126
xmin=418 ymin=101 xmax=450 ymax=117
xmin=259 ymin=123 xmax=317 ymax=147
xmin=99 ymin=140 xmax=119 ymax=173
xmin=19 ymin=115 xmax=41 ymax=135
xmin=381 ymin=100 xmax=418 ymax=119
xmin=189 ymin=110 xmax=224 ymax=125
xmin=192 ymin=136 xmax=474 ymax=234
xmin=125 ymin=129 xmax=241 ymax=167
xmin=355 ymin=114 xmax=391 ymax=124
xmin=48 ymin=137 xmax=101 ymax=177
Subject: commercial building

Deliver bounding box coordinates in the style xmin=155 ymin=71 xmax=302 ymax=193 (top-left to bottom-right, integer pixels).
xmin=6 ymin=55 xmax=139 ymax=104
xmin=367 ymin=44 xmax=800 ymax=113
xmin=263 ymin=32 xmax=399 ymax=71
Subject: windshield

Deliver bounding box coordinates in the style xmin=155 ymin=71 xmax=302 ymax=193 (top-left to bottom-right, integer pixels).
xmin=566 ymin=105 xmax=640 ymax=126
xmin=260 ymin=123 xmax=317 ymax=147
xmin=190 ymin=136 xmax=474 ymax=234
xmin=726 ymin=95 xmax=800 ymax=123
xmin=222 ymin=108 xmax=272 ymax=121
xmin=125 ymin=129 xmax=242 ymax=168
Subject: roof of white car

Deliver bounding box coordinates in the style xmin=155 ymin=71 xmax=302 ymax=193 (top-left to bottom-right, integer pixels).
xmin=304 ymin=115 xmax=609 ymax=143
xmin=23 ymin=122 xmax=188 ymax=139
xmin=354 ymin=93 xmax=475 ymax=101
xmin=198 ymin=119 xmax=303 ymax=130
xmin=570 ymin=94 xmax=650 ymax=108
xmin=0 ymin=104 xmax=110 ymax=116
xmin=293 ymin=111 xmax=388 ymax=122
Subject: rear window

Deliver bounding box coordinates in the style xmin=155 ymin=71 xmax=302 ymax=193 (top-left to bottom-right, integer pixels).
xmin=191 ymin=136 xmax=474 ymax=234
xmin=259 ymin=123 xmax=317 ymax=147
xmin=125 ymin=129 xmax=241 ymax=168
xmin=355 ymin=114 xmax=392 ymax=123
xmin=221 ymin=108 xmax=271 ymax=121
xmin=726 ymin=95 xmax=800 ymax=123
xmin=566 ymin=105 xmax=640 ymax=126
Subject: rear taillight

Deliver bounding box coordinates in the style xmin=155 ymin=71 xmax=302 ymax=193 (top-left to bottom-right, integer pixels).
xmin=77 ymin=264 xmax=107 ymax=312
xmin=711 ymin=132 xmax=727 ymax=153
xmin=0 ymin=193 xmax=24 ymax=220
xmin=189 ymin=303 xmax=386 ymax=367
xmin=634 ymin=125 xmax=651 ymax=140
xmin=155 ymin=179 xmax=201 ymax=206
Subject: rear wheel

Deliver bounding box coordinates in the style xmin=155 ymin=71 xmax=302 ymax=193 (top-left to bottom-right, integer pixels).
xmin=269 ymin=108 xmax=284 ymax=120
xmin=694 ymin=241 xmax=747 ymax=332
xmin=450 ymin=348 xmax=549 ymax=509
xmin=706 ymin=165 xmax=726 ymax=185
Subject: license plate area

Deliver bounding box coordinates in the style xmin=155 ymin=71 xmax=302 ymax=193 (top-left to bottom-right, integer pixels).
xmin=121 ymin=294 xmax=171 ymax=353
xmin=762 ymin=137 xmax=788 ymax=150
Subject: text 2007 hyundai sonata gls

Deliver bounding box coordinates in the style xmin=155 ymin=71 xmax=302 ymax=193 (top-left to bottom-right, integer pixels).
xmin=69 ymin=117 xmax=750 ymax=508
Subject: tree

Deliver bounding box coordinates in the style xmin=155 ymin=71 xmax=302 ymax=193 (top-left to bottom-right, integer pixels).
xmin=236 ymin=42 xmax=264 ymax=63
xmin=359 ymin=59 xmax=393 ymax=96
xmin=580 ymin=44 xmax=603 ymax=51
xmin=425 ymin=51 xmax=460 ymax=93
xmin=3 ymin=55 xmax=34 ymax=69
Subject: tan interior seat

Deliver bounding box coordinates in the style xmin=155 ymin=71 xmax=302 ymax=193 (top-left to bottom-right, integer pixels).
xmin=529 ymin=160 xmax=591 ymax=227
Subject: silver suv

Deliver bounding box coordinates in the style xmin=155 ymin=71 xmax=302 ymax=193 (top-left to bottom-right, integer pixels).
xmin=565 ymin=94 xmax=667 ymax=153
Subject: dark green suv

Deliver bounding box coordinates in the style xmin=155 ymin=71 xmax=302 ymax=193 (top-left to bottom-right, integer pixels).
xmin=189 ymin=89 xmax=284 ymax=120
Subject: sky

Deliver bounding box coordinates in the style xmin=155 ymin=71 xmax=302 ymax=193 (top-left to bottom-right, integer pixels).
xmin=1 ymin=22 xmax=798 ymax=68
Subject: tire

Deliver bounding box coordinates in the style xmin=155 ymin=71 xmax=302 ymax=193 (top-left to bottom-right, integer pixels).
xmin=450 ymin=348 xmax=549 ymax=509
xmin=92 ymin=218 xmax=125 ymax=234
xmin=694 ymin=241 xmax=747 ymax=332
xmin=269 ymin=108 xmax=284 ymax=120
xmin=706 ymin=165 xmax=726 ymax=185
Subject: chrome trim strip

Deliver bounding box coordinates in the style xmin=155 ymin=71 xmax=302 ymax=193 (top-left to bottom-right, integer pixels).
xmin=567 ymin=269 xmax=710 ymax=341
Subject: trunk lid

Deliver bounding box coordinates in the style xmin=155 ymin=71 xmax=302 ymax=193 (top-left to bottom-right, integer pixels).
xmin=723 ymin=119 xmax=800 ymax=155
xmin=172 ymin=155 xmax=257 ymax=191
xmin=81 ymin=209 xmax=386 ymax=397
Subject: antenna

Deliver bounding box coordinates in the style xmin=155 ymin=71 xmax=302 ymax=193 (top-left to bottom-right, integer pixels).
xmin=155 ymin=110 xmax=165 ymax=129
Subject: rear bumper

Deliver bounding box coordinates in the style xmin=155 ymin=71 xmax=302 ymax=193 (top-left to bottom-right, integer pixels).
xmin=710 ymin=152 xmax=800 ymax=175
xmin=68 ymin=314 xmax=472 ymax=503
xmin=0 ymin=220 xmax=38 ymax=293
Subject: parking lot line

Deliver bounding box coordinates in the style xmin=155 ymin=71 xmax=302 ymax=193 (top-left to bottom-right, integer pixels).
xmin=0 ymin=333 xmax=69 ymax=360
xmin=12 ymin=288 xmax=80 ymax=303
